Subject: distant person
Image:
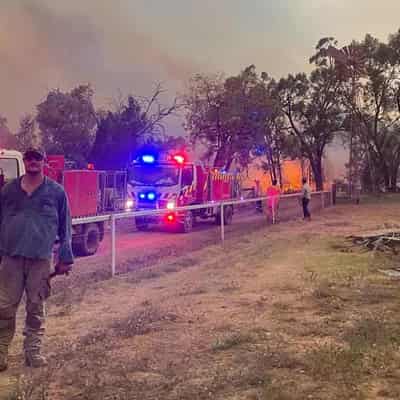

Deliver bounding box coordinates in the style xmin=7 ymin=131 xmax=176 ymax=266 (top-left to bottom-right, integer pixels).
xmin=301 ymin=178 xmax=312 ymax=221
xmin=0 ymin=147 xmax=74 ymax=371
xmin=266 ymin=180 xmax=281 ymax=224
xmin=354 ymin=178 xmax=362 ymax=205
xmin=254 ymin=179 xmax=263 ymax=213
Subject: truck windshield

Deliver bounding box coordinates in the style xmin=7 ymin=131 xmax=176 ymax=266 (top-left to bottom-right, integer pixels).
xmin=0 ymin=158 xmax=19 ymax=183
xmin=129 ymin=165 xmax=179 ymax=187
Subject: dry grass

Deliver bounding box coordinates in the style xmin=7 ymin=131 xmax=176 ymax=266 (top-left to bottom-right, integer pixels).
xmin=211 ymin=331 xmax=253 ymax=352
xmin=3 ymin=196 xmax=400 ymax=400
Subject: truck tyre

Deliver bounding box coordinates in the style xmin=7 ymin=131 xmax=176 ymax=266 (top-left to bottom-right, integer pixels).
xmin=179 ymin=211 xmax=194 ymax=233
xmin=72 ymin=223 xmax=100 ymax=256
xmin=224 ymin=206 xmax=234 ymax=225
xmin=135 ymin=217 xmax=148 ymax=231
xmin=215 ymin=206 xmax=233 ymax=225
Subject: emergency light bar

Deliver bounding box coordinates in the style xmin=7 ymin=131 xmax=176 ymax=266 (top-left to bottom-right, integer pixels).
xmin=141 ymin=155 xmax=156 ymax=164
xmin=138 ymin=191 xmax=157 ymax=201
xmin=147 ymin=192 xmax=156 ymax=201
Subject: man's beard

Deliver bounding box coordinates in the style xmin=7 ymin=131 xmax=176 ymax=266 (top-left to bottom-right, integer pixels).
xmin=26 ymin=169 xmax=42 ymax=177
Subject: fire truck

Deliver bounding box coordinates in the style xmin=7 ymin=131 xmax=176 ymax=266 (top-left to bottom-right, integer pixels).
xmin=0 ymin=149 xmax=127 ymax=256
xmin=127 ymin=151 xmax=241 ymax=232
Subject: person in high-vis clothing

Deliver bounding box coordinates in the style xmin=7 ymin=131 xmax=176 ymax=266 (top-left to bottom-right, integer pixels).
xmin=0 ymin=147 xmax=73 ymax=371
xmin=266 ymin=180 xmax=280 ymax=224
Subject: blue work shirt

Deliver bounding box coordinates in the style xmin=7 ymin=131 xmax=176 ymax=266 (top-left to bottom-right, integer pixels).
xmin=0 ymin=177 xmax=74 ymax=264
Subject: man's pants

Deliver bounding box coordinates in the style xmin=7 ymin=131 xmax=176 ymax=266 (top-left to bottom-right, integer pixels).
xmin=302 ymin=198 xmax=311 ymax=219
xmin=0 ymin=256 xmax=51 ymax=358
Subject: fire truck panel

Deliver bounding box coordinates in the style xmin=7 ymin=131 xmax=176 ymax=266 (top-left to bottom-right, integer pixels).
xmin=64 ymin=170 xmax=99 ymax=218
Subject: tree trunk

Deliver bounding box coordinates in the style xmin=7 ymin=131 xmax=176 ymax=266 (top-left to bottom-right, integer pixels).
xmin=225 ymin=156 xmax=234 ymax=172
xmin=267 ymin=151 xmax=277 ymax=183
xmin=277 ymin=153 xmax=283 ymax=188
xmin=389 ymin=163 xmax=399 ymax=192
xmin=310 ymin=157 xmax=324 ymax=191
xmin=377 ymin=157 xmax=395 ymax=192
xmin=213 ymin=147 xmax=227 ymax=168
xmin=383 ymin=168 xmax=390 ymax=192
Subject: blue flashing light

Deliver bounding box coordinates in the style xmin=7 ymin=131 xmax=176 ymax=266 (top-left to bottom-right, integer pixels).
xmin=147 ymin=192 xmax=156 ymax=201
xmin=139 ymin=193 xmax=146 ymax=200
xmin=141 ymin=154 xmax=156 ymax=164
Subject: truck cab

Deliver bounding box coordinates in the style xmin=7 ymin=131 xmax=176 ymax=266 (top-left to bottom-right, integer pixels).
xmin=0 ymin=149 xmax=25 ymax=188
xmin=128 ymin=153 xmax=198 ymax=232
xmin=129 ymin=160 xmax=196 ymax=208
xmin=127 ymin=152 xmax=239 ymax=232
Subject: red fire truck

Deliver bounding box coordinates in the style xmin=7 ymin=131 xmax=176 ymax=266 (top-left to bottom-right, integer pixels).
xmin=0 ymin=150 xmax=127 ymax=256
xmin=127 ymin=151 xmax=241 ymax=232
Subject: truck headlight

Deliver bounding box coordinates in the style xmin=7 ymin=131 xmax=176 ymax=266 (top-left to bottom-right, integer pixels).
xmin=166 ymin=201 xmax=176 ymax=210
xmin=126 ymin=199 xmax=134 ymax=209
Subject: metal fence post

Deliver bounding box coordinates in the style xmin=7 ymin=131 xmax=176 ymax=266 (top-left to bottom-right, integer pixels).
xmin=321 ymin=191 xmax=325 ymax=209
xmin=220 ymin=203 xmax=225 ymax=243
xmin=111 ymin=214 xmax=116 ymax=277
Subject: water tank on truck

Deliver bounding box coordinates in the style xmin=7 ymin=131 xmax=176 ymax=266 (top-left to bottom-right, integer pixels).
xmin=45 ymin=155 xmax=128 ymax=256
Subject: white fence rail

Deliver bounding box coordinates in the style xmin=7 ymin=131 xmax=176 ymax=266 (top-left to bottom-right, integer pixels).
xmin=72 ymin=190 xmax=332 ymax=277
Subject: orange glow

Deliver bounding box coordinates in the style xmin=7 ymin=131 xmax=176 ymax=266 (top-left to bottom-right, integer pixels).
xmin=242 ymin=159 xmax=317 ymax=193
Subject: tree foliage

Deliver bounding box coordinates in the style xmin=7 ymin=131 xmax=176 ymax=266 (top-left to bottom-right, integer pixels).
xmin=145 ymin=135 xmax=187 ymax=154
xmin=183 ymin=28 xmax=400 ymax=191
xmin=276 ymin=66 xmax=343 ymax=190
xmin=184 ymin=66 xmax=275 ymax=171
xmin=340 ymin=34 xmax=400 ymax=191
xmin=358 ymin=34 xmax=400 ymax=190
xmin=183 ymin=73 xmax=227 ymax=166
xmin=90 ymin=85 xmax=180 ymax=170
xmin=36 ymin=84 xmax=97 ymax=167
xmin=15 ymin=114 xmax=38 ymax=151
xmin=0 ymin=115 xmax=16 ymax=148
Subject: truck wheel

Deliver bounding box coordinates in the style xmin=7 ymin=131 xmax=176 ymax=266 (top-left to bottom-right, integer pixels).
xmin=179 ymin=211 xmax=194 ymax=233
xmin=135 ymin=217 xmax=148 ymax=231
xmin=215 ymin=206 xmax=233 ymax=225
xmin=224 ymin=206 xmax=234 ymax=225
xmin=72 ymin=223 xmax=100 ymax=256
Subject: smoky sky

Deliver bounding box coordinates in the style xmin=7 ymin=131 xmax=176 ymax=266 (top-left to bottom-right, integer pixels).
xmin=0 ymin=0 xmax=199 ymax=133
xmin=1 ymin=0 xmax=399 ymax=134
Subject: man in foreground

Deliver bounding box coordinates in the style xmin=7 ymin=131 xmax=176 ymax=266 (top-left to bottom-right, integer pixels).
xmin=0 ymin=147 xmax=74 ymax=371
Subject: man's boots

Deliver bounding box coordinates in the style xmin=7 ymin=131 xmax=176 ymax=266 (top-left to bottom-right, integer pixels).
xmin=24 ymin=317 xmax=48 ymax=368
xmin=24 ymin=331 xmax=47 ymax=368
xmin=0 ymin=350 xmax=8 ymax=372
xmin=25 ymin=352 xmax=48 ymax=368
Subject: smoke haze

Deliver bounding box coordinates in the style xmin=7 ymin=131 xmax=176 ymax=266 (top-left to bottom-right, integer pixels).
xmin=0 ymin=0 xmax=399 ymax=136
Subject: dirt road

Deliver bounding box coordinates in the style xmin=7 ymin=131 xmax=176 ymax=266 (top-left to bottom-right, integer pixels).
xmin=69 ymin=194 xmax=326 ymax=282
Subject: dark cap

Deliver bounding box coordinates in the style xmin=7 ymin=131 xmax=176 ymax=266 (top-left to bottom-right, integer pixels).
xmin=23 ymin=146 xmax=46 ymax=159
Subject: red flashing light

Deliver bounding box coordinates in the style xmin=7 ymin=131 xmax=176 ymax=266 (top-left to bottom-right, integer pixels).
xmin=165 ymin=213 xmax=176 ymax=223
xmin=87 ymin=163 xmax=94 ymax=170
xmin=172 ymin=154 xmax=185 ymax=164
